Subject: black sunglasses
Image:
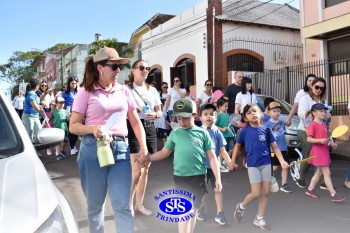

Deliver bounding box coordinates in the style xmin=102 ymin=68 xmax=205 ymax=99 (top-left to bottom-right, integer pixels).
xmin=163 ymin=87 xmax=168 ymax=89
xmin=136 ymin=66 xmax=151 ymax=71
xmin=105 ymin=63 xmax=123 ymax=71
xmin=314 ymin=85 xmax=324 ymax=91
xmin=206 ymin=83 xmax=213 ymax=86
xmin=174 ymin=79 xmax=180 ymax=82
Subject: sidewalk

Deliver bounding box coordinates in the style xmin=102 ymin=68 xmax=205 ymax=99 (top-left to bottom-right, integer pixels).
xmin=331 ymin=140 xmax=350 ymax=162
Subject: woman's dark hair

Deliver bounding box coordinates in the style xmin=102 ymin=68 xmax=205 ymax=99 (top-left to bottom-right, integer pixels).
xmin=217 ymin=98 xmax=228 ymax=107
xmin=39 ymin=81 xmax=47 ymax=93
xmin=185 ymin=85 xmax=190 ymax=93
xmin=81 ymin=57 xmax=108 ymax=91
xmin=204 ymin=80 xmax=212 ymax=86
xmin=263 ymin=97 xmax=275 ymax=109
xmin=25 ymin=79 xmax=39 ymax=97
xmin=310 ymin=77 xmax=327 ymax=103
xmin=241 ymin=77 xmax=253 ymax=94
xmin=128 ymin=60 xmax=150 ymax=90
xmin=171 ymin=76 xmax=185 ymax=88
xmin=242 ymin=104 xmax=262 ymax=126
xmin=66 ymin=76 xmax=78 ymax=94
xmin=303 ymin=74 xmax=317 ymax=92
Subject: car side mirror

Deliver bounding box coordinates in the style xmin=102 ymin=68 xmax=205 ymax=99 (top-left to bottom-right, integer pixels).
xmin=34 ymin=128 xmax=65 ymax=150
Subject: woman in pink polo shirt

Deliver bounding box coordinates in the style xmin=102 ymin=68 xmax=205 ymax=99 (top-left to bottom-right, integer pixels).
xmin=69 ymin=47 xmax=148 ymax=233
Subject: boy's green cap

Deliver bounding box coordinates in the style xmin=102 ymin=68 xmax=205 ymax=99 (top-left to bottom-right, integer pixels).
xmin=172 ymin=98 xmax=194 ymax=117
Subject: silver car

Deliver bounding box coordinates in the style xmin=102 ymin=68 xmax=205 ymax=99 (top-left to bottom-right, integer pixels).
xmin=255 ymin=94 xmax=300 ymax=151
xmin=0 ymin=90 xmax=79 ymax=232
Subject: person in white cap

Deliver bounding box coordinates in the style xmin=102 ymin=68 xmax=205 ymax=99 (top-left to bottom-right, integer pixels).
xmin=69 ymin=47 xmax=147 ymax=233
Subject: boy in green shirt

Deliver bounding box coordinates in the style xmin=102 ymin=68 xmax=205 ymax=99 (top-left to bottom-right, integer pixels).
xmin=140 ymin=98 xmax=222 ymax=233
xmin=49 ymin=97 xmax=68 ymax=160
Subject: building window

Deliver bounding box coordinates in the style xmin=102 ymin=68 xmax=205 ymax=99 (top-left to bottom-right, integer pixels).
xmin=227 ymin=53 xmax=263 ymax=72
xmin=325 ymin=0 xmax=348 ymax=8
xmin=328 ymin=35 xmax=350 ymax=75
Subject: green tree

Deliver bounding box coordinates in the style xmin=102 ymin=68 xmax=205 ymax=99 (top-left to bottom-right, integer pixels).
xmin=89 ymin=38 xmax=132 ymax=68
xmin=47 ymin=43 xmax=74 ymax=53
xmin=0 ymin=51 xmax=42 ymax=97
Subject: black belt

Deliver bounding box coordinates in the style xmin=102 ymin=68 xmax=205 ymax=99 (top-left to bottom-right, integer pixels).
xmin=112 ymin=135 xmax=127 ymax=141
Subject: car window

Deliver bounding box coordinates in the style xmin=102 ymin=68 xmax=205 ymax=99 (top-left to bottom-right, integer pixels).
xmin=256 ymin=96 xmax=291 ymax=115
xmin=0 ymin=98 xmax=23 ymax=158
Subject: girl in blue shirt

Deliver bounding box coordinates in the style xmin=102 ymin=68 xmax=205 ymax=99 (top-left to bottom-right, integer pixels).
xmin=22 ymin=79 xmax=48 ymax=143
xmin=229 ymin=104 xmax=288 ymax=230
xmin=62 ymin=76 xmax=79 ymax=155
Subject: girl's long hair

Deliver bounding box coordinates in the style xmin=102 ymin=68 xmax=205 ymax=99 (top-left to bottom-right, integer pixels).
xmin=25 ymin=79 xmax=39 ymax=97
xmin=39 ymin=81 xmax=47 ymax=93
xmin=241 ymin=77 xmax=253 ymax=95
xmin=81 ymin=58 xmax=108 ymax=91
xmin=309 ymin=77 xmax=327 ymax=104
xmin=128 ymin=60 xmax=150 ymax=90
xmin=66 ymin=76 xmax=78 ymax=94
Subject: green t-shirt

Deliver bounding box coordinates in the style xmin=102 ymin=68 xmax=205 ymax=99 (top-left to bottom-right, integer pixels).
xmin=49 ymin=109 xmax=68 ymax=131
xmin=215 ymin=112 xmax=233 ymax=138
xmin=165 ymin=126 xmax=214 ymax=176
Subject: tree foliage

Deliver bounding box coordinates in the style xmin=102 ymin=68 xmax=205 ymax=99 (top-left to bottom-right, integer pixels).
xmin=47 ymin=43 xmax=75 ymax=53
xmin=0 ymin=51 xmax=42 ymax=91
xmin=89 ymin=38 xmax=132 ymax=68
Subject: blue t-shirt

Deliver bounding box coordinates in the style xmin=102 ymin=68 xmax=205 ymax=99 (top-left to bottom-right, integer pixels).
xmin=61 ymin=91 xmax=76 ymax=109
xmin=236 ymin=124 xmax=276 ymax=167
xmin=201 ymin=126 xmax=227 ymax=168
xmin=23 ymin=91 xmax=39 ymax=115
xmin=265 ymin=120 xmax=288 ymax=152
xmin=262 ymin=113 xmax=270 ymax=124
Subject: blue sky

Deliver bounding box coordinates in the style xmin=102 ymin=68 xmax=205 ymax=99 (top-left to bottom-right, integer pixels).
xmin=0 ymin=0 xmax=298 ymax=91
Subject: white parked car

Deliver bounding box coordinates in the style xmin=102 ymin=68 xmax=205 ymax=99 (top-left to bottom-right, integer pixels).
xmin=0 ymin=90 xmax=78 ymax=232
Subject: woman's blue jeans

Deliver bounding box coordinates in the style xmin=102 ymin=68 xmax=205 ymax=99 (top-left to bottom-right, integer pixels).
xmin=22 ymin=113 xmax=41 ymax=143
xmin=77 ymin=134 xmax=133 ymax=233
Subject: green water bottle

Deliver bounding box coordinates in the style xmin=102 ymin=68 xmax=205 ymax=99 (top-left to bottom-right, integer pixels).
xmin=97 ymin=137 xmax=115 ymax=168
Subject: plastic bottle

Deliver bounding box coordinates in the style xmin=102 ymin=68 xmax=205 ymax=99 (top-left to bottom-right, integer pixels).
xmin=142 ymin=105 xmax=152 ymax=127
xmin=97 ymin=136 xmax=115 ymax=167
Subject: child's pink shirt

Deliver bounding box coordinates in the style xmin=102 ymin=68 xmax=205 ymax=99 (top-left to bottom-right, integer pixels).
xmin=307 ymin=121 xmax=331 ymax=166
xmin=72 ymin=84 xmax=137 ymax=136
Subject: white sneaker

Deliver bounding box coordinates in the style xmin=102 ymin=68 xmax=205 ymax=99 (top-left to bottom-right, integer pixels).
xmin=220 ymin=166 xmax=229 ymax=173
xmin=71 ymin=148 xmax=78 ymax=155
xmin=47 ymin=148 xmax=52 ymax=156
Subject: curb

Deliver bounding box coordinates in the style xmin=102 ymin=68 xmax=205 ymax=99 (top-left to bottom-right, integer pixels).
xmin=331 ymin=153 xmax=350 ymax=162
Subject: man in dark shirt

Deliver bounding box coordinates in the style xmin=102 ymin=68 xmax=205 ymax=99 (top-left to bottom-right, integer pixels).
xmin=223 ymin=71 xmax=243 ymax=114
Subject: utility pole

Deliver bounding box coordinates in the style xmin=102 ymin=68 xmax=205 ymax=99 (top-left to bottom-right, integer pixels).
xmin=60 ymin=48 xmax=64 ymax=88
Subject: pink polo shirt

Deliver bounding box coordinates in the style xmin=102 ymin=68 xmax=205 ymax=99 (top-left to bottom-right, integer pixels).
xmin=72 ymin=84 xmax=137 ymax=136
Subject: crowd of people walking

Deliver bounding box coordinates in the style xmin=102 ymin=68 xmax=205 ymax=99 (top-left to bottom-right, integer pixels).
xmin=14 ymin=47 xmax=350 ymax=233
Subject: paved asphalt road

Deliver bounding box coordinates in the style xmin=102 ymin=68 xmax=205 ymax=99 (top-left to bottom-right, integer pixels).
xmin=41 ymin=142 xmax=350 ymax=233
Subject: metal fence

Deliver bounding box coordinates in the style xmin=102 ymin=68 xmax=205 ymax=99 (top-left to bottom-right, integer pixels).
xmin=247 ymin=56 xmax=350 ymax=116
xmin=223 ymin=37 xmax=303 ymax=70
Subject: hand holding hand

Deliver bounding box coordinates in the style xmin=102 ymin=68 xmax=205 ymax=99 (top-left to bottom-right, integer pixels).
xmin=229 ymin=162 xmax=239 ymax=170
xmin=281 ymin=161 xmax=289 ymax=169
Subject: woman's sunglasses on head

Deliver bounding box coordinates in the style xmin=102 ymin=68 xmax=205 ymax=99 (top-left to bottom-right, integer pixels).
xmin=105 ymin=63 xmax=123 ymax=71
